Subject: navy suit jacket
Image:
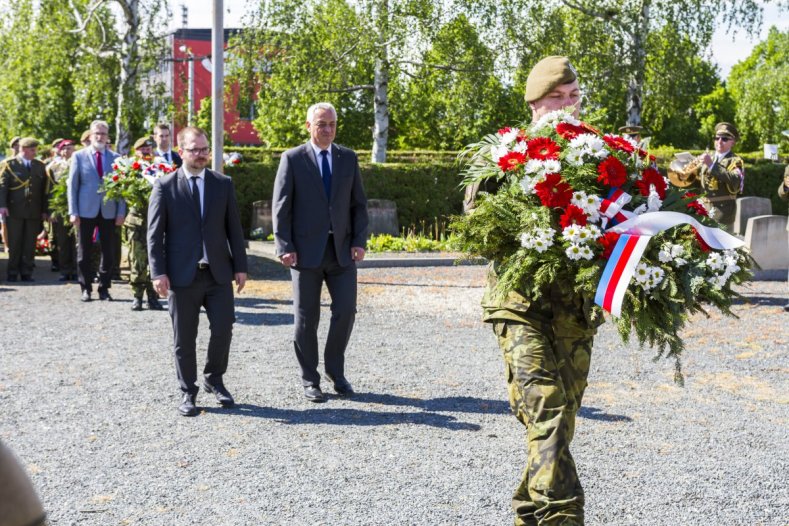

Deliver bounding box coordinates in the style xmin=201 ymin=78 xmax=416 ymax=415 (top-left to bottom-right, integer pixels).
xmin=272 ymin=143 xmax=368 ymax=268
xmin=147 ymin=167 xmax=247 ymax=287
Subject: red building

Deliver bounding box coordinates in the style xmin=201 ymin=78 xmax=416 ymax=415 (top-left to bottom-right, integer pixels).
xmin=166 ymin=28 xmax=261 ymax=146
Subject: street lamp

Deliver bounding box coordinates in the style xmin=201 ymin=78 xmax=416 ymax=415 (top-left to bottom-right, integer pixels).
xmin=178 ymin=44 xmax=195 ymax=126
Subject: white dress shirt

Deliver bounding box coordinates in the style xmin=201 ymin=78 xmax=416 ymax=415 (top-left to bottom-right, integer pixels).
xmin=309 ymin=141 xmax=333 ymax=179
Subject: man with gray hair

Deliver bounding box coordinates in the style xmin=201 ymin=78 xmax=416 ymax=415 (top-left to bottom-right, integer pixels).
xmin=273 ymin=102 xmax=369 ymax=402
xmin=67 ymin=119 xmax=126 ymax=302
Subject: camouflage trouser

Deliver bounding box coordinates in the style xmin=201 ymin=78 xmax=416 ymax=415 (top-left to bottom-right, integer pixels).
xmin=125 ymin=224 xmax=155 ymax=299
xmin=492 ymin=286 xmax=595 ymax=526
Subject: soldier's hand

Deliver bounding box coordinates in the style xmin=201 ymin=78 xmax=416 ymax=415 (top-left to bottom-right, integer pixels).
xmin=702 ymin=153 xmax=713 ymax=168
xmin=153 ymin=276 xmax=170 ymax=298
xmin=69 ymin=215 xmax=80 ymax=226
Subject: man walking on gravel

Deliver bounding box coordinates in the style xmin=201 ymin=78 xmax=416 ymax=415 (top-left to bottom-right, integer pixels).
xmin=272 ymin=102 xmax=369 ymax=403
xmin=147 ymin=126 xmax=248 ymax=417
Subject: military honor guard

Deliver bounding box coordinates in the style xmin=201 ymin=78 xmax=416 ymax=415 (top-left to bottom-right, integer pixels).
xmin=126 ymin=137 xmax=162 ymax=311
xmin=0 ymin=138 xmax=50 ymax=282
xmin=46 ymin=139 xmax=78 ymax=281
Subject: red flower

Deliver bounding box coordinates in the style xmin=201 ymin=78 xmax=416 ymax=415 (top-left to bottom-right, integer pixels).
xmin=596 ymin=156 xmax=627 ymax=187
xmin=560 ymin=205 xmax=588 ymax=228
xmin=112 ymin=174 xmax=119 ymax=182
xmin=693 ymin=228 xmax=711 ymax=252
xmin=112 ymin=163 xmax=118 ymax=170
xmin=684 ymin=192 xmax=708 ymax=217
xmin=497 ymin=151 xmax=526 ymax=172
xmin=603 ymin=135 xmax=635 ymax=153
xmin=555 ymin=122 xmax=587 ymax=140
xmin=497 ymin=127 xmax=512 ymax=135
xmin=534 ymin=173 xmax=572 ymax=208
xmin=232 ymin=158 xmax=241 ymax=164
xmin=515 ymin=129 xmax=528 ymax=143
xmin=526 ymin=137 xmax=560 ymax=160
xmin=131 ymin=161 xmax=141 ymax=170
xmin=598 ymin=231 xmax=621 ymax=259
xmin=635 ymin=167 xmax=667 ymax=199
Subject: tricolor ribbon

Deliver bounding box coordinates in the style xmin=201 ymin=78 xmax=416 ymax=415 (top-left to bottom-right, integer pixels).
xmin=594 ymin=211 xmax=745 ymax=317
xmin=599 ymin=188 xmax=634 ymax=228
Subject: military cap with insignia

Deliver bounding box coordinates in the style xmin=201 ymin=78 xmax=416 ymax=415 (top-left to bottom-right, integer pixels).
xmin=9 ymin=136 xmax=20 ymax=148
xmin=714 ymin=122 xmax=739 ymax=141
xmin=525 ymin=56 xmax=578 ymax=102
xmin=51 ymin=138 xmax=64 ymax=149
xmin=19 ymin=137 xmax=40 ymax=148
xmin=618 ymin=125 xmax=644 ymax=135
xmin=80 ymin=130 xmax=91 ymax=143
xmin=133 ymin=137 xmax=155 ymax=150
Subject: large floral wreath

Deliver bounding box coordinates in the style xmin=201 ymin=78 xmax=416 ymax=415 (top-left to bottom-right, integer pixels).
xmin=451 ymin=109 xmax=752 ymax=377
xmin=101 ymin=156 xmax=176 ymax=212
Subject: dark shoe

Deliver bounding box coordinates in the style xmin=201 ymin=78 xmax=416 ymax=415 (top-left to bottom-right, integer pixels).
xmin=178 ymin=393 xmax=198 ymax=417
xmin=80 ymin=290 xmax=92 ymax=302
xmin=304 ymin=385 xmax=327 ymax=403
xmin=58 ymin=274 xmax=70 ymax=282
xmin=333 ymin=379 xmax=355 ymax=396
xmin=20 ymin=275 xmax=34 ymax=282
xmin=147 ymin=297 xmax=164 ymax=310
xmin=98 ymin=289 xmax=112 ymax=301
xmin=203 ymin=381 xmax=235 ymax=407
xmin=69 ymin=274 xmax=79 ymax=281
xmin=131 ymin=298 xmax=143 ymax=311
xmin=6 ymin=275 xmax=18 ymax=282
xmin=784 ymin=303 xmax=789 ymax=312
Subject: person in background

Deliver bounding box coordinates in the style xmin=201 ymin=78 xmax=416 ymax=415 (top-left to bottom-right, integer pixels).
xmin=46 ymin=139 xmax=77 ymax=281
xmin=779 ymin=165 xmax=789 ymax=313
xmin=153 ymin=123 xmax=182 ymax=168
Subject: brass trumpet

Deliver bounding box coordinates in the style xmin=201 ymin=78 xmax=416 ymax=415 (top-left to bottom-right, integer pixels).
xmin=667 ymin=150 xmax=707 ymax=188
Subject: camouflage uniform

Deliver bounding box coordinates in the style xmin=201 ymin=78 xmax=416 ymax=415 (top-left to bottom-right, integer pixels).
xmin=484 ymin=268 xmax=598 ymax=526
xmin=124 ymin=207 xmax=156 ymax=301
xmin=46 ymin=157 xmax=77 ymax=279
xmin=698 ymin=152 xmax=744 ymax=227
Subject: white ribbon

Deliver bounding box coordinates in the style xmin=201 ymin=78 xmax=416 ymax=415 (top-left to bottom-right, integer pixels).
xmin=607 ymin=211 xmax=744 ymax=250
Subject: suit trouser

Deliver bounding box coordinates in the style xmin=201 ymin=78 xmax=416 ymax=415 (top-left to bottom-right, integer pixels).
xmin=5 ymin=216 xmax=40 ymax=277
xmin=291 ymin=239 xmax=357 ymax=387
xmin=169 ymin=268 xmax=235 ymax=395
xmin=52 ymin=220 xmax=77 ymax=276
xmin=77 ymin=216 xmax=116 ymax=292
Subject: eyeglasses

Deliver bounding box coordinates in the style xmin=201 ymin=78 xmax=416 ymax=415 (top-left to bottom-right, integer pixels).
xmin=714 ymin=136 xmax=732 ymax=142
xmin=183 ymin=147 xmax=211 ymax=155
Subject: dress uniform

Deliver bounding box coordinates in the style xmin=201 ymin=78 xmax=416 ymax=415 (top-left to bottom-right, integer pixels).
xmin=0 ymin=138 xmax=50 ymax=281
xmin=698 ymin=122 xmax=744 ymax=227
xmin=46 ymin=139 xmax=78 ymax=281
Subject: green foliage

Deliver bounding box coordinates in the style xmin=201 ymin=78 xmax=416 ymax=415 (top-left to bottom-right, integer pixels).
xmin=367 ymin=233 xmax=454 ymax=252
xmin=693 ymin=84 xmax=737 ymax=143
xmin=728 ymin=27 xmax=789 ymax=150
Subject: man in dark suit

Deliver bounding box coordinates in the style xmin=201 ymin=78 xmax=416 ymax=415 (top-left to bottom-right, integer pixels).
xmin=153 ymin=123 xmax=183 ymax=168
xmin=272 ymin=102 xmax=369 ymax=403
xmin=0 ymin=138 xmax=50 ymax=282
xmin=148 ymin=126 xmax=248 ymax=417
xmin=67 ymin=120 xmax=126 ymax=301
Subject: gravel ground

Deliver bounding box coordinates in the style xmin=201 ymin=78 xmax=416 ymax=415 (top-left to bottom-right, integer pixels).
xmin=0 ymin=252 xmax=787 ymax=525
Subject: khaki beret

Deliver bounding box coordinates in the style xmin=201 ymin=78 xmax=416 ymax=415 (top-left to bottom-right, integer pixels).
xmin=133 ymin=137 xmax=155 ymax=150
xmin=19 ymin=137 xmax=39 ymax=148
xmin=525 ymin=56 xmax=578 ymax=102
xmin=80 ymin=130 xmax=92 ymax=143
xmin=714 ymin=122 xmax=739 ymax=140
xmin=9 ymin=136 xmax=20 ymax=148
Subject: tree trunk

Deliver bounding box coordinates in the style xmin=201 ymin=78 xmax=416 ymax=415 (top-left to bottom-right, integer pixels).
xmin=625 ymin=0 xmax=650 ymax=127
xmin=371 ymin=0 xmax=389 ymax=164
xmin=114 ymin=0 xmax=140 ymax=154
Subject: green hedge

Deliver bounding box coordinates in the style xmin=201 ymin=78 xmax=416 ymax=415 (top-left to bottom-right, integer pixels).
xmin=225 ymin=147 xmax=460 ymax=165
xmin=224 ymin=151 xmax=787 ymax=237
xmin=224 ymin=159 xmax=463 ymax=235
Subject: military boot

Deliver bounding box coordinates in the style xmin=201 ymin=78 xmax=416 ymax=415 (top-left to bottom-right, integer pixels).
xmin=147 ymin=289 xmax=163 ymax=311
xmin=131 ymin=297 xmax=143 ymax=311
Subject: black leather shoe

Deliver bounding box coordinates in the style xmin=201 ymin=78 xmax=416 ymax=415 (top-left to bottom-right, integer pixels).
xmin=304 ymin=385 xmax=327 ymax=403
xmin=784 ymin=303 xmax=789 ymax=312
xmin=80 ymin=290 xmax=91 ymax=302
xmin=98 ymin=289 xmax=112 ymax=301
xmin=147 ymin=297 xmax=164 ymax=310
xmin=203 ymin=381 xmax=234 ymax=407
xmin=178 ymin=393 xmax=198 ymax=417
xmin=333 ymin=379 xmax=355 ymax=396
xmin=131 ymin=298 xmax=143 ymax=311
xmin=20 ymin=275 xmax=34 ymax=282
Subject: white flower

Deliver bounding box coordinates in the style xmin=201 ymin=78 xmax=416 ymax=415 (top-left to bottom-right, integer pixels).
xmin=565 ymin=148 xmax=584 ymax=166
xmin=531 ymin=109 xmax=580 ymax=131
xmin=578 ymin=224 xmax=601 ymax=242
xmin=646 ymin=187 xmax=663 ymax=212
xmin=499 ymin=128 xmax=519 ymax=146
xmin=706 ymin=253 xmax=724 ymax=271
xmin=659 ymin=244 xmax=687 ymax=266
xmin=562 ymin=225 xmax=582 ymax=243
xmin=490 ymin=145 xmax=509 ymax=162
xmin=565 ymin=244 xmax=585 ymax=260
xmin=523 ymin=159 xmax=543 ymax=175
xmin=634 ymin=262 xmax=651 ymax=283
xmin=542 ymin=159 xmax=561 ymax=174
xmin=519 ymin=175 xmax=536 ymax=195
xmin=521 ymin=227 xmax=556 ymax=253
xmin=512 ymin=140 xmax=528 ymax=154
xmin=650 ymin=267 xmax=665 ymax=283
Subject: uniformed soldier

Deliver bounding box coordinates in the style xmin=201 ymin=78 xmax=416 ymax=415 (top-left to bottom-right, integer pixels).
xmin=779 ymin=165 xmax=789 ymax=313
xmin=79 ymin=130 xmax=91 ymax=148
xmin=697 ymin=122 xmax=744 ymax=227
xmin=0 ymin=138 xmax=50 ymax=282
xmin=474 ymin=56 xmax=599 ymax=526
xmin=47 ymin=139 xmax=78 ymax=281
xmin=45 ymin=138 xmax=64 ymax=272
xmin=618 ymin=125 xmax=643 ymax=142
xmin=126 ymin=136 xmax=162 ymax=311
xmin=8 ymin=136 xmax=21 ymax=157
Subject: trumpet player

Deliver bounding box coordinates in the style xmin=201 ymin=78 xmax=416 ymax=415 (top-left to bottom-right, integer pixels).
xmin=698 ymin=122 xmax=745 ymax=226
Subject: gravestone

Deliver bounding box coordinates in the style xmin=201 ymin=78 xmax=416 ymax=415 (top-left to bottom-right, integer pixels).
xmin=250 ymin=200 xmax=272 ymax=238
xmin=367 ymin=199 xmax=399 ymax=236
xmin=743 ymin=215 xmax=789 ymax=271
xmin=734 ymin=197 xmax=772 ymax=236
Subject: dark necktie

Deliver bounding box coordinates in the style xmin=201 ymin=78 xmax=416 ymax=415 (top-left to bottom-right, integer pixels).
xmin=164 ymin=152 xmax=170 ymax=162
xmin=95 ymin=151 xmax=103 ymax=179
xmin=190 ymin=176 xmax=202 ymax=219
xmin=320 ymin=150 xmax=332 ymax=200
